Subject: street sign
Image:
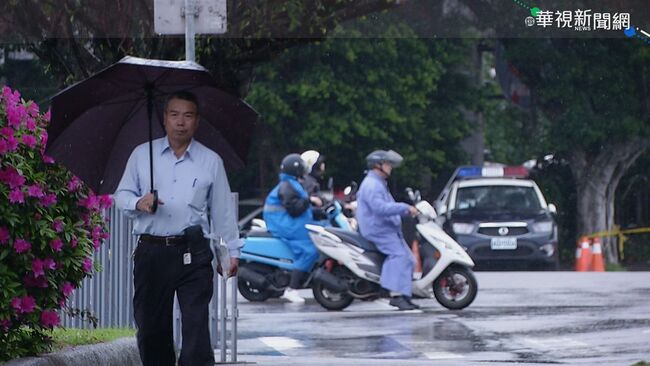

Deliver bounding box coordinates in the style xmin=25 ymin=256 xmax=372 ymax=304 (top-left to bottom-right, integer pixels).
xmin=154 ymin=0 xmax=227 ymax=35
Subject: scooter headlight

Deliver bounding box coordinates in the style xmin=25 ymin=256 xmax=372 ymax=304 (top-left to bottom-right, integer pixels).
xmin=452 ymin=222 xmax=475 ymax=234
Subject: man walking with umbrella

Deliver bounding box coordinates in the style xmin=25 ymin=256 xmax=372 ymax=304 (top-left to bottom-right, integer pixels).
xmin=114 ymin=91 xmax=241 ymax=366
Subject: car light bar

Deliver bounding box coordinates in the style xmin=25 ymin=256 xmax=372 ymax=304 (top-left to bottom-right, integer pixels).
xmin=456 ymin=165 xmax=529 ymax=179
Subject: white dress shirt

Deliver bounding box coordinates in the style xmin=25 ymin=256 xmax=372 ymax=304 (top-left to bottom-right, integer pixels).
xmin=114 ymin=137 xmax=243 ymax=257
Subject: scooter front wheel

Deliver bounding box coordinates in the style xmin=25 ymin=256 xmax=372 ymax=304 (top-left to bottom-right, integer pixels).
xmin=433 ymin=265 xmax=478 ymax=310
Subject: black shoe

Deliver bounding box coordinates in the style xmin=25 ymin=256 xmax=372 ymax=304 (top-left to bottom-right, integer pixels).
xmin=389 ymin=296 xmax=417 ymax=310
xmin=405 ymin=297 xmax=420 ymax=309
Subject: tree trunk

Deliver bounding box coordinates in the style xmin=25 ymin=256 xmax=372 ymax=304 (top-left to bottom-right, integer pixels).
xmin=569 ymin=139 xmax=650 ymax=264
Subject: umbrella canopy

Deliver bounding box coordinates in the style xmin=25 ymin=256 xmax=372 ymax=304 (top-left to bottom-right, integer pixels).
xmin=46 ymin=56 xmax=258 ymax=195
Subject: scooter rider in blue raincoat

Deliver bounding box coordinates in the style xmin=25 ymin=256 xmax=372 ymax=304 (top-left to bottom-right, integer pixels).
xmin=356 ymin=150 xmax=420 ymax=310
xmin=264 ymin=153 xmax=321 ymax=303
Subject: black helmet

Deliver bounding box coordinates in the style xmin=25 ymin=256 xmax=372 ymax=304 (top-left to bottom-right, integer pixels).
xmin=281 ymin=153 xmax=308 ymax=177
xmin=366 ymin=150 xmax=404 ymax=169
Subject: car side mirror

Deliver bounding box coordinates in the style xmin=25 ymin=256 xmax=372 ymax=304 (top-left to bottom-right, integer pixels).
xmin=548 ymin=203 xmax=557 ymax=214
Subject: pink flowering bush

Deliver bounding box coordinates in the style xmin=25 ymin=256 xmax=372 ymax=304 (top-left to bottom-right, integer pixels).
xmin=0 ymin=86 xmax=111 ymax=361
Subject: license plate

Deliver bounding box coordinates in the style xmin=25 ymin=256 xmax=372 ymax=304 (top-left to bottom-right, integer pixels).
xmin=490 ymin=237 xmax=517 ymax=250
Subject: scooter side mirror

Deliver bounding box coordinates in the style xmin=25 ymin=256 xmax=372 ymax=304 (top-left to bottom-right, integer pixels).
xmin=344 ymin=186 xmax=352 ymax=195
xmin=405 ymin=187 xmax=415 ymax=203
xmin=347 ymin=181 xmax=358 ymax=194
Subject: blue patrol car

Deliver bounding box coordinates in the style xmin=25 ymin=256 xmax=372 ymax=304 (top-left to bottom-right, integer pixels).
xmin=434 ymin=166 xmax=559 ymax=270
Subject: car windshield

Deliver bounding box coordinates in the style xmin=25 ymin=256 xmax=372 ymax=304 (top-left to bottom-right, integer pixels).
xmin=455 ymin=185 xmax=542 ymax=212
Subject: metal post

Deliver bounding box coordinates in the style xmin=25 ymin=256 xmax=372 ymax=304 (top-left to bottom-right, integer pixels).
xmin=210 ymin=255 xmax=219 ymax=350
xmin=230 ymin=192 xmax=239 ymax=363
xmin=219 ymin=275 xmax=228 ymax=362
xmin=230 ymin=275 xmax=238 ymax=362
xmin=184 ymin=0 xmax=196 ymax=62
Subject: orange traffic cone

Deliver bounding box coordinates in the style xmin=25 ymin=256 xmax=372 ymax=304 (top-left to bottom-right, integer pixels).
xmin=411 ymin=240 xmax=423 ymax=280
xmin=591 ymin=237 xmax=605 ymax=272
xmin=575 ymin=236 xmax=592 ymax=272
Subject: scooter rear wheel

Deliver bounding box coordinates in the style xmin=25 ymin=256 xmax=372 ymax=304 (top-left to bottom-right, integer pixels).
xmin=312 ymin=266 xmax=354 ymax=311
xmin=312 ymin=283 xmax=354 ymax=311
xmin=238 ymin=277 xmax=274 ymax=302
xmin=433 ymin=265 xmax=477 ymax=310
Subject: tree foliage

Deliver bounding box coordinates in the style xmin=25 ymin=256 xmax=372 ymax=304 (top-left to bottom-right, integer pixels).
xmin=244 ymin=21 xmax=475 ymax=195
xmin=503 ymin=39 xmax=649 ymax=150
xmin=0 ymin=0 xmax=401 ymax=96
xmin=501 ymin=38 xmax=650 ymax=261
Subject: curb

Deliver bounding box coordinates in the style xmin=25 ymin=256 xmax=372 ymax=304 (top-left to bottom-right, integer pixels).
xmin=2 ymin=337 xmax=141 ymax=366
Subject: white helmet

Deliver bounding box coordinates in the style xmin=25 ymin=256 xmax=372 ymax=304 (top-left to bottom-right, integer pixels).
xmin=300 ymin=150 xmax=321 ymax=173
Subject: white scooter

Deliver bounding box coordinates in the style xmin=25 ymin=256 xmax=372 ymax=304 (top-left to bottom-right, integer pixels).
xmin=306 ymin=189 xmax=477 ymax=311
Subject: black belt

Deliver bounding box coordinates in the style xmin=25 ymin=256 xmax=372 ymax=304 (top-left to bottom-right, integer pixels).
xmin=139 ymin=234 xmax=186 ymax=246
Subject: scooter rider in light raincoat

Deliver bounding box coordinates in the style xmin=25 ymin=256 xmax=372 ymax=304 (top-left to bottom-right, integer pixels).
xmin=356 ymin=150 xmax=420 ymax=310
xmin=263 ymin=153 xmax=321 ymax=303
xmin=300 ymin=150 xmax=326 ymax=202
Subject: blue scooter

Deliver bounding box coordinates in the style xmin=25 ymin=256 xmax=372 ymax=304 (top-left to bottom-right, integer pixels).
xmin=238 ymin=200 xmax=353 ymax=302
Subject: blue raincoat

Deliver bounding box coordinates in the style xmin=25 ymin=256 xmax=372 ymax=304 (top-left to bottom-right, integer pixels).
xmin=356 ymin=171 xmax=415 ymax=296
xmin=263 ymin=174 xmax=318 ymax=272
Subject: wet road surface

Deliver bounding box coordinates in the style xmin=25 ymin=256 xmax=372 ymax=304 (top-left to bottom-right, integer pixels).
xmin=231 ymin=272 xmax=650 ymax=365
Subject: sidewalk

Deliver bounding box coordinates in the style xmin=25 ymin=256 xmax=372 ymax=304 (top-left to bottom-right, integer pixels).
xmin=237 ymin=355 xmax=465 ymax=365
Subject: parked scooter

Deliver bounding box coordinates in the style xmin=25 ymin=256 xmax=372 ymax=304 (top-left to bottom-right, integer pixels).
xmin=306 ymin=188 xmax=478 ymax=311
xmin=238 ymin=200 xmax=353 ymax=302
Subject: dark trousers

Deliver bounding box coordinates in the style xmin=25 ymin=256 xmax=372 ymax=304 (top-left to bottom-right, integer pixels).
xmin=133 ymin=237 xmax=214 ymax=366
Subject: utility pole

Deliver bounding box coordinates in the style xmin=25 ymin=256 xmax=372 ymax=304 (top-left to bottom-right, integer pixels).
xmin=184 ymin=0 xmax=196 ymax=61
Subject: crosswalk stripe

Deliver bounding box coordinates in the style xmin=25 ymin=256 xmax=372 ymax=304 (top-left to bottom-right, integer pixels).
xmin=258 ymin=336 xmax=304 ymax=351
xmin=424 ymin=351 xmax=464 ymax=359
xmin=521 ymin=337 xmax=588 ymax=350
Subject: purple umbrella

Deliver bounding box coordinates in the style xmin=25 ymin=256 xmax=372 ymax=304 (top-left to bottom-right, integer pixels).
xmin=46 ymin=56 xmax=258 ymax=196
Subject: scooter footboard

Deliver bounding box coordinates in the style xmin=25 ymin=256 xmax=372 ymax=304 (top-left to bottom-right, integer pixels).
xmin=241 ymin=236 xmax=296 ymax=271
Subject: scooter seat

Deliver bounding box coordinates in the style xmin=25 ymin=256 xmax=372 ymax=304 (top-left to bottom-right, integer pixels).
xmin=324 ymin=227 xmax=381 ymax=253
xmin=246 ymin=229 xmax=274 ymax=238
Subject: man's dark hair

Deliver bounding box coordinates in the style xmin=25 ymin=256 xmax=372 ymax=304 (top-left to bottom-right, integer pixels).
xmin=164 ymin=91 xmax=199 ymax=115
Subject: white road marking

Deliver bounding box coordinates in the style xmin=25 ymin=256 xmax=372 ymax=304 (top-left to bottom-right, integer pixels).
xmin=342 ymin=299 xmax=423 ymax=313
xmin=424 ymin=351 xmax=464 ymax=359
xmin=522 ymin=337 xmax=588 ymax=350
xmin=640 ymin=29 xmax=650 ymax=38
xmin=258 ymin=336 xmax=304 ymax=351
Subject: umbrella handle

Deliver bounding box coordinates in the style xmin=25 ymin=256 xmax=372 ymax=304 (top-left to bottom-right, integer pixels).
xmin=151 ymin=190 xmax=158 ymax=213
